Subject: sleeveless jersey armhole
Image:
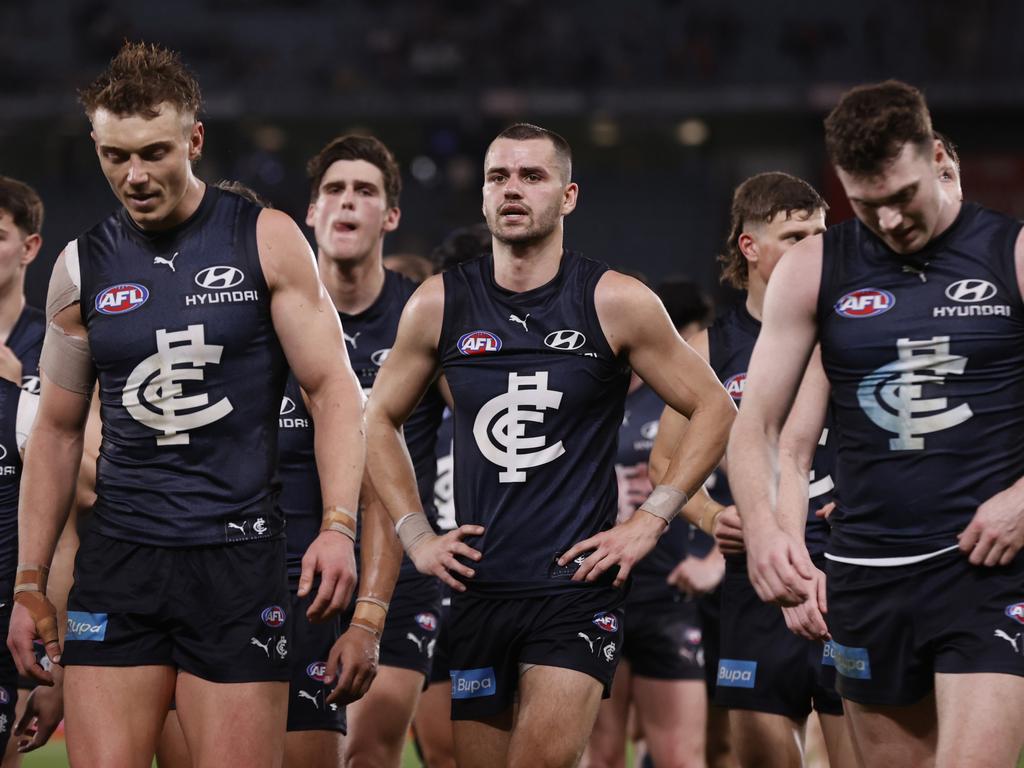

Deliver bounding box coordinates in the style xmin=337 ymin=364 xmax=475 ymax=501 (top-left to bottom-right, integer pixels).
xmin=1001 ymin=218 xmax=1024 ymax=312
xmin=241 ymin=200 xmax=271 ymax=298
xmin=583 ymin=262 xmax=620 ymax=362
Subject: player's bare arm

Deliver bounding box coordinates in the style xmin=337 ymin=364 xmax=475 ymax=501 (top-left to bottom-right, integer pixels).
xmin=259 ymin=208 xmax=365 ymax=620
xmin=365 ymin=276 xmax=483 ymax=591
xmin=959 ymin=226 xmax=1024 ymax=566
xmin=728 ymin=235 xmax=822 ymax=606
xmin=561 ymin=273 xmax=735 ymax=586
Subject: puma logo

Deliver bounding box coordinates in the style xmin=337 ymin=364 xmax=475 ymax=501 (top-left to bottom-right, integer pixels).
xmin=406 ymin=633 xmax=424 ymax=652
xmin=227 ymin=521 xmax=248 ymax=536
xmin=509 ymin=313 xmax=530 ymax=332
xmin=995 ymin=629 xmax=1022 ymax=653
xmin=577 ymin=632 xmax=595 ymax=653
xmin=343 ymin=331 xmax=361 ymax=349
xmin=250 ymin=637 xmax=271 ymax=657
xmin=153 ymin=251 xmax=179 ymax=272
xmin=298 ymin=689 xmax=321 ymax=709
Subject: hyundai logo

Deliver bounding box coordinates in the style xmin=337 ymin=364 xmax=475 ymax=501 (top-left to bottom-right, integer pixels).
xmin=371 ymin=348 xmax=391 ymax=367
xmin=195 ymin=266 xmax=245 ymax=290
xmin=0 ymin=444 xmax=6 ymax=461
xmin=280 ymin=397 xmax=296 ymax=416
xmin=945 ymin=279 xmax=997 ymax=303
xmin=544 ymin=330 xmax=586 ymax=351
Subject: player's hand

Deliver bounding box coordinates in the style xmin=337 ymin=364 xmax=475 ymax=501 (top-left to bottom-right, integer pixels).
xmin=959 ymin=483 xmax=1024 ymax=566
xmin=7 ymin=600 xmax=59 ymax=685
xmin=0 ymin=345 xmax=21 ymax=386
xmin=667 ymin=549 xmax=725 ymax=597
xmin=324 ymin=626 xmax=379 ymax=707
xmin=744 ymin=522 xmax=815 ymax=606
xmin=780 ymin=566 xmax=830 ymax=641
xmin=814 ymin=501 xmax=836 ymax=521
xmin=14 ymin=668 xmax=64 ymax=752
xmin=408 ymin=525 xmax=484 ymax=592
xmin=713 ymin=506 xmax=745 ymax=554
xmin=299 ymin=531 xmax=357 ymax=622
xmin=560 ymin=509 xmax=663 ymax=588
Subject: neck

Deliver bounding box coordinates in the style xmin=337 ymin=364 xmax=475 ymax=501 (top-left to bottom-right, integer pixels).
xmin=0 ymin=280 xmax=25 ymax=343
xmin=932 ymin=195 xmax=963 ymax=240
xmin=140 ymin=177 xmax=206 ymax=232
xmin=745 ymin=278 xmax=766 ymax=321
xmin=491 ymin=227 xmax=564 ymax=293
xmin=318 ymin=247 xmax=386 ymax=315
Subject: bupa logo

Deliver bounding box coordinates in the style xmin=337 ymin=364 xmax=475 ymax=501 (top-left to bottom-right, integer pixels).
xmin=592 ymin=612 xmax=619 ymax=633
xmin=717 ymin=659 xmax=757 ymax=688
xmin=261 ymin=605 xmax=286 ymax=628
xmin=544 ymin=330 xmax=586 ymax=351
xmin=835 ymin=288 xmax=895 ymax=318
xmin=96 ymin=283 xmax=149 ymax=315
xmin=66 ymin=611 xmax=108 ymax=641
xmin=306 ymin=661 xmax=328 ymax=682
xmin=458 ymin=331 xmax=502 ymax=356
xmin=415 ymin=612 xmax=438 ymax=632
xmin=724 ymin=373 xmax=746 ymax=399
xmin=280 ymin=397 xmax=296 ymax=416
xmin=1006 ymin=602 xmax=1024 ymax=625
xmin=946 ymin=279 xmax=997 ymax=303
xmin=450 ymin=667 xmax=497 ymax=699
xmin=371 ymin=348 xmax=391 ymax=367
xmin=829 ymin=642 xmax=872 ymax=679
xmin=195 ymin=266 xmax=245 ymax=290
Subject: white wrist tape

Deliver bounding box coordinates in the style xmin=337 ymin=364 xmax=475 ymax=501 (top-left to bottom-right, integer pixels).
xmin=395 ymin=513 xmax=436 ymax=555
xmin=639 ymin=485 xmax=689 ymax=525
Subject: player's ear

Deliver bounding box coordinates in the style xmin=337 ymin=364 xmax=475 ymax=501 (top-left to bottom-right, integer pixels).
xmin=561 ymin=183 xmax=579 ymax=216
xmin=21 ymin=233 xmax=41 ymax=267
xmin=306 ymin=202 xmax=317 ymax=228
xmin=738 ymin=232 xmax=758 ymax=264
xmin=188 ymin=121 xmax=204 ymax=162
xmin=382 ymin=206 xmax=401 ymax=233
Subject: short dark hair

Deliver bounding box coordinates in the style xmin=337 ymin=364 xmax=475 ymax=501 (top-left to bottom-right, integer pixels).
xmin=432 ymin=222 xmax=491 ymax=272
xmin=306 ymin=135 xmax=402 ymax=209
xmin=934 ymin=130 xmax=960 ymax=172
xmin=490 ymin=123 xmax=572 ymax=182
xmin=824 ymin=80 xmax=933 ymax=176
xmin=79 ymin=41 xmax=202 ymax=120
xmin=0 ymin=176 xmax=44 ymax=236
xmin=656 ymin=278 xmax=712 ymax=331
xmin=215 ymin=180 xmax=272 ymax=208
xmin=719 ymin=172 xmax=827 ymax=290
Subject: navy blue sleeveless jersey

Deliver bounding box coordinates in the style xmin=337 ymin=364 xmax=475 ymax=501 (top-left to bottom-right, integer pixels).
xmin=434 ymin=408 xmax=456 ymax=533
xmin=0 ymin=305 xmax=45 ymax=595
xmin=709 ymin=303 xmax=834 ymax=556
xmin=616 ymin=383 xmax=689 ymax=604
xmin=818 ymin=202 xmax=1024 ymax=559
xmin=276 ymin=373 xmax=319 ymax=576
xmin=77 ymin=186 xmax=288 ymax=546
xmin=439 ymin=251 xmax=631 ymax=595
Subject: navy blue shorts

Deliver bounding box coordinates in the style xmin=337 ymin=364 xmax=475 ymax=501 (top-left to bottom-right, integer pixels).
xmin=826 ymin=549 xmax=1024 ymax=706
xmin=623 ymin=596 xmax=704 ymax=681
xmin=63 ymin=530 xmax=291 ymax=683
xmin=286 ymin=589 xmax=345 ymax=733
xmin=448 ymin=587 xmax=625 ymax=721
xmin=378 ymin=572 xmax=442 ymax=679
xmin=0 ymin=603 xmax=20 ymax=754
xmin=427 ymin=588 xmax=452 ymax=687
xmin=697 ymin=584 xmax=723 ymax=699
xmin=715 ymin=560 xmax=841 ymax=719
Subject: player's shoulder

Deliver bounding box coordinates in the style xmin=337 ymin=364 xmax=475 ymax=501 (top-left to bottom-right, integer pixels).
xmin=403 ymin=273 xmax=445 ymax=321
xmin=595 ymin=269 xmax=659 ymax=312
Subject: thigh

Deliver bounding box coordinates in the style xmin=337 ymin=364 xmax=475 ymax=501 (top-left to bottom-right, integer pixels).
xmin=935 ymin=672 xmax=1024 ymax=768
xmin=65 ymin=664 xmax=176 ymax=768
xmin=816 ymin=713 xmax=857 ymax=768
xmin=453 ymin=709 xmax=513 ymax=768
xmin=345 ymin=665 xmax=424 ymax=768
xmin=727 ymin=710 xmax=802 ymax=768
xmin=283 ymin=729 xmax=344 ymax=768
xmin=174 ymin=671 xmax=288 ymax=768
xmin=581 ymin=660 xmax=631 ymax=768
xmin=286 ymin=590 xmax=344 ymax=735
xmin=510 ymin=665 xmax=604 ymax=768
xmin=632 ymin=676 xmax=706 ymax=768
xmin=413 ymin=680 xmax=456 ymax=768
xmin=156 ymin=709 xmax=192 ymax=768
xmin=842 ymin=693 xmax=936 ymax=768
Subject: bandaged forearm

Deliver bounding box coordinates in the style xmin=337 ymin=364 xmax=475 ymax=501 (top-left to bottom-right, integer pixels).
xmin=395 ymin=512 xmax=436 ymax=556
xmin=13 ymin=565 xmax=58 ymax=646
xmin=321 ymin=505 xmax=357 ymax=541
xmin=698 ymin=499 xmax=725 ymax=535
xmin=639 ymin=485 xmax=689 ymax=525
xmin=351 ymin=596 xmax=389 ymax=638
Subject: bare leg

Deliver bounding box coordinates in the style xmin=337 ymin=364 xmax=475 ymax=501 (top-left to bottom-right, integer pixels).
xmin=0 ymin=687 xmax=30 ymax=767
xmin=728 ymin=710 xmax=803 ymax=768
xmin=413 ymin=680 xmax=456 ymax=768
xmin=843 ymin=692 xmax=937 ymax=768
xmin=935 ymin=673 xmax=1024 ymax=768
xmin=283 ymin=730 xmax=344 ymax=768
xmin=817 ymin=711 xmax=857 ymax=768
xmin=345 ymin=665 xmax=424 ymax=768
xmin=706 ymin=705 xmax=739 ymax=768
xmin=155 ymin=710 xmax=192 ymax=768
xmin=632 ymin=676 xmax=706 ymax=768
xmin=453 ymin=708 xmax=513 ymax=768
xmin=581 ymin=661 xmax=631 ymax=768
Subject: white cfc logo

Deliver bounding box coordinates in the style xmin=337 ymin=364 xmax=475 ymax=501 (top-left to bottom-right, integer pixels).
xmin=123 ymin=325 xmax=234 ymax=445
xmin=857 ymin=336 xmax=973 ymax=450
xmin=473 ymin=371 xmax=565 ymax=483
xmin=808 ymin=428 xmax=834 ymax=499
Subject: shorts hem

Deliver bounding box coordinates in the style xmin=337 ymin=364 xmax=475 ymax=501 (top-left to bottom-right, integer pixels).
xmin=629 ymin=668 xmax=705 ymax=682
xmin=516 ymin=657 xmax=612 ymax=696
xmin=835 ymin=685 xmax=932 ymax=707
xmin=285 ymin=723 xmax=347 ymax=735
xmin=377 ymin=658 xmax=431 ymax=680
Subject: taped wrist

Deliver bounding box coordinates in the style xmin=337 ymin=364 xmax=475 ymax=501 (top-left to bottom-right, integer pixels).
xmin=699 ymin=502 xmax=725 ymax=535
xmin=395 ymin=513 xmax=436 ymax=556
xmin=321 ymin=505 xmax=357 ymax=542
xmin=353 ymin=597 xmax=388 ymax=636
xmin=639 ymin=485 xmax=689 ymax=525
xmin=13 ymin=566 xmax=58 ymax=646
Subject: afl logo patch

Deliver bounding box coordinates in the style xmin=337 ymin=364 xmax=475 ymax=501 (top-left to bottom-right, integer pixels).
xmin=593 ymin=612 xmax=619 ymax=633
xmin=724 ymin=373 xmax=746 ymax=399
xmin=415 ymin=612 xmax=438 ymax=632
xmin=306 ymin=661 xmax=328 ymax=681
xmin=195 ymin=266 xmax=245 ymax=290
xmin=261 ymin=605 xmax=286 ymax=627
xmin=1006 ymin=602 xmax=1024 ymax=625
xmin=835 ymin=288 xmax=895 ymax=318
xmin=96 ymin=283 xmax=149 ymax=315
xmin=458 ymin=331 xmax=502 ymax=356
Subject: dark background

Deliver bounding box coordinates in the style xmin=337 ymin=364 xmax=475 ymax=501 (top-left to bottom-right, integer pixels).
xmin=4 ymin=0 xmax=1023 ymax=311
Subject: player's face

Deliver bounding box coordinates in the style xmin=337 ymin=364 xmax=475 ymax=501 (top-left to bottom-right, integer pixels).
xmin=307 ymin=159 xmax=399 ymax=263
xmin=91 ymin=103 xmax=203 ymax=230
xmin=745 ymin=207 xmax=826 ymax=285
xmin=482 ymin=138 xmax=577 ymax=245
xmin=838 ymin=141 xmax=948 ymax=255
xmin=0 ymin=212 xmax=39 ymax=293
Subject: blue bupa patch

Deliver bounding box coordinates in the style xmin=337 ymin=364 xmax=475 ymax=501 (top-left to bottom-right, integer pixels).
xmin=717 ymin=659 xmax=757 ymax=688
xmin=829 ymin=641 xmax=872 ymax=679
xmin=450 ymin=667 xmax=497 ymax=699
xmin=66 ymin=611 xmax=108 ymax=641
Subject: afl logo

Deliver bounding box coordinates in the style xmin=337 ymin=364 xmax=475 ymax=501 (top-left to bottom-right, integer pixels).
xmin=261 ymin=605 xmax=286 ymax=628
xmin=593 ymin=612 xmax=619 ymax=633
xmin=458 ymin=330 xmax=502 ymax=356
xmin=544 ymin=330 xmax=587 ymax=351
xmin=835 ymin=288 xmax=895 ymax=318
xmin=945 ymin=279 xmax=997 ymax=303
xmin=724 ymin=373 xmax=746 ymax=399
xmin=371 ymin=348 xmax=391 ymax=367
xmin=280 ymin=397 xmax=296 ymax=416
xmin=195 ymin=266 xmax=245 ymax=290
xmin=415 ymin=612 xmax=438 ymax=632
xmin=306 ymin=661 xmax=328 ymax=682
xmin=96 ymin=283 xmax=149 ymax=315
xmin=1006 ymin=602 xmax=1024 ymax=625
